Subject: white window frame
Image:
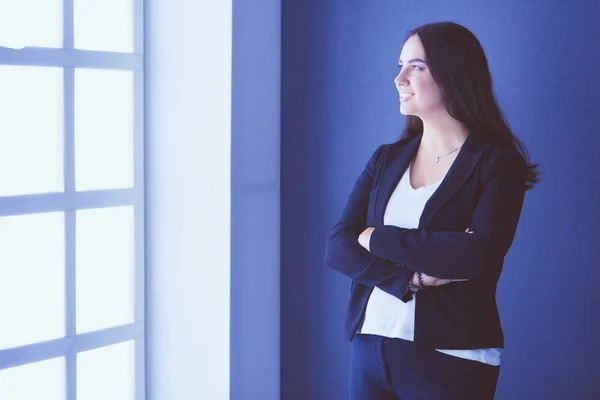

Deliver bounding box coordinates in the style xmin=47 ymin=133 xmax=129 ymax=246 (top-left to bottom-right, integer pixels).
xmin=0 ymin=1 xmax=146 ymax=399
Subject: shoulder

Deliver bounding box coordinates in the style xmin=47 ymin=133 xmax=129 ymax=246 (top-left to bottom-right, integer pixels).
xmin=483 ymin=139 xmax=525 ymax=168
xmin=365 ymin=136 xmax=412 ymax=165
xmin=480 ymin=138 xmax=527 ymax=184
xmin=367 ymin=135 xmax=416 ymax=170
xmin=388 ymin=134 xmax=418 ymax=152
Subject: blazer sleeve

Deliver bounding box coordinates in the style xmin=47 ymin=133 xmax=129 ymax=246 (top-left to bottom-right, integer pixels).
xmin=325 ymin=144 xmax=415 ymax=302
xmin=368 ymin=149 xmax=527 ymax=281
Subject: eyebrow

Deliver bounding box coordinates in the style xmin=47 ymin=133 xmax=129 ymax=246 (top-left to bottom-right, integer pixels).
xmin=398 ymin=58 xmax=427 ymax=64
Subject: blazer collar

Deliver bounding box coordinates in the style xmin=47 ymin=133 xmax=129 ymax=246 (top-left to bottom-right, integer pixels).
xmin=375 ymin=131 xmax=487 ymax=228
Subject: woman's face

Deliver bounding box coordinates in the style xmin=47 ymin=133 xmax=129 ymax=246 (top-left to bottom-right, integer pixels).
xmin=394 ymin=35 xmax=445 ymax=118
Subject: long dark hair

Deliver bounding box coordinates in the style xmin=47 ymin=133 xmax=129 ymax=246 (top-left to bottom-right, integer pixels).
xmin=401 ymin=22 xmax=540 ymax=190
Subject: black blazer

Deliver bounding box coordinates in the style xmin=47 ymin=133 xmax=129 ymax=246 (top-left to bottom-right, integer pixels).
xmin=325 ymin=132 xmax=527 ymax=349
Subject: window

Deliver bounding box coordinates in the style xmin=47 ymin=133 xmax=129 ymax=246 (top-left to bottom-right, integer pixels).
xmin=0 ymin=1 xmax=145 ymax=399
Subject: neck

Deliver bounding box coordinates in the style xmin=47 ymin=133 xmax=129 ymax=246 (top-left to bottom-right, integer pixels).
xmin=420 ymin=112 xmax=470 ymax=155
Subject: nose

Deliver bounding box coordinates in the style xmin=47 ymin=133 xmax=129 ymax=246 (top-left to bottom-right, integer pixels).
xmin=394 ymin=67 xmax=409 ymax=88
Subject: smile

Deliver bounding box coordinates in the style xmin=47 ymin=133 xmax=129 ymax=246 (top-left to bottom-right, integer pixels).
xmin=400 ymin=93 xmax=415 ymax=101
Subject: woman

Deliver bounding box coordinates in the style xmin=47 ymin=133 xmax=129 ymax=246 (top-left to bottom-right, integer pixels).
xmin=325 ymin=21 xmax=539 ymax=399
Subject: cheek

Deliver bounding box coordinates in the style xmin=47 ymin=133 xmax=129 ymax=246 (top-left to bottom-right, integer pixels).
xmin=419 ymin=82 xmax=443 ymax=104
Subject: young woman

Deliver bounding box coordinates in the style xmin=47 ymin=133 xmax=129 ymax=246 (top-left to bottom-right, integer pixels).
xmin=325 ymin=21 xmax=539 ymax=399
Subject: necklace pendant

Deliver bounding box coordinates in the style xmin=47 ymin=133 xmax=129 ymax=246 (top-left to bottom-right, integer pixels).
xmin=436 ymin=157 xmax=440 ymax=164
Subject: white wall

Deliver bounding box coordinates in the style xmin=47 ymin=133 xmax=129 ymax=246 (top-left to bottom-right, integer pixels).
xmin=145 ymin=1 xmax=232 ymax=399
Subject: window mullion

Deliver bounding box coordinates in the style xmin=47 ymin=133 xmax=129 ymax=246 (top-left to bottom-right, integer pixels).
xmin=63 ymin=1 xmax=76 ymax=399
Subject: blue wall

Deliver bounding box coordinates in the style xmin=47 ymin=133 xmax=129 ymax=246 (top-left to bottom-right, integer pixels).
xmin=231 ymin=0 xmax=281 ymax=399
xmin=281 ymin=0 xmax=600 ymax=399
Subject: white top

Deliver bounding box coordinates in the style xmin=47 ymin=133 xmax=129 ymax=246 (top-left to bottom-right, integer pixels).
xmin=357 ymin=162 xmax=501 ymax=366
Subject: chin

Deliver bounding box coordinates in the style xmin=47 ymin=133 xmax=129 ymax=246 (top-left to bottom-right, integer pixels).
xmin=399 ymin=106 xmax=415 ymax=116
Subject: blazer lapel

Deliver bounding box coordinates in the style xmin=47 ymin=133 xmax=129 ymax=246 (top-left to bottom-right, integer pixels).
xmin=419 ymin=132 xmax=487 ymax=228
xmin=375 ymin=133 xmax=421 ymax=224
xmin=374 ymin=131 xmax=487 ymax=228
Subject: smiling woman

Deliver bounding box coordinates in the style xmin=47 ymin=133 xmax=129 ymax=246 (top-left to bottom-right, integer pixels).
xmin=325 ymin=21 xmax=539 ymax=400
xmin=395 ymin=36 xmax=451 ymax=135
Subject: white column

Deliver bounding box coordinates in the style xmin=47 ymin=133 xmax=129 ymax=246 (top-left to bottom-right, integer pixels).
xmin=145 ymin=1 xmax=232 ymax=399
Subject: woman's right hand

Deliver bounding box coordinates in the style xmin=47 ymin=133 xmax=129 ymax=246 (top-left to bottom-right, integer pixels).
xmin=412 ymin=273 xmax=454 ymax=287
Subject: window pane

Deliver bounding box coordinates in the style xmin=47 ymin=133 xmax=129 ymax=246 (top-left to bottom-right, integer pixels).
xmin=75 ymin=69 xmax=134 ymax=191
xmin=74 ymin=0 xmax=134 ymax=53
xmin=0 ymin=357 xmax=65 ymax=400
xmin=0 ymin=213 xmax=65 ymax=350
xmin=0 ymin=0 xmax=62 ymax=49
xmin=0 ymin=66 xmax=64 ymax=197
xmin=77 ymin=341 xmax=135 ymax=400
xmin=76 ymin=207 xmax=134 ymax=333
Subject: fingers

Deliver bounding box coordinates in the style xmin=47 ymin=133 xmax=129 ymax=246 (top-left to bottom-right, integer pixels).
xmin=421 ymin=273 xmax=468 ymax=287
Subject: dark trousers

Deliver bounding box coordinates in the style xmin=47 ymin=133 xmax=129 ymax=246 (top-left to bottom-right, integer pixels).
xmin=350 ymin=334 xmax=500 ymax=400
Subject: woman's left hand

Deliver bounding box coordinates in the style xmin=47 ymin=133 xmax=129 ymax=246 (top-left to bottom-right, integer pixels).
xmin=358 ymin=227 xmax=375 ymax=251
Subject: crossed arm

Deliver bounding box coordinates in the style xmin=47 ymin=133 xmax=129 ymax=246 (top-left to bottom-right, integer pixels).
xmin=324 ymin=145 xmax=526 ymax=299
xmin=358 ymin=226 xmax=472 ymax=288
